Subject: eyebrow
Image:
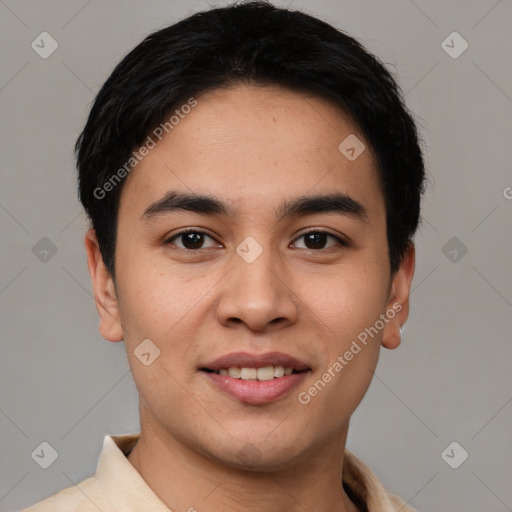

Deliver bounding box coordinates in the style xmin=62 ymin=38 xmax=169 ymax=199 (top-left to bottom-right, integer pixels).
xmin=140 ymin=190 xmax=368 ymax=223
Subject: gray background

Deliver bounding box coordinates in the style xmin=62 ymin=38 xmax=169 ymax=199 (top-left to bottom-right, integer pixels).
xmin=1 ymin=0 xmax=511 ymax=510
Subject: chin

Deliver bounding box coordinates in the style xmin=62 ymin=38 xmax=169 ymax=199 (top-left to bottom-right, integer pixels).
xmin=201 ymin=435 xmax=307 ymax=473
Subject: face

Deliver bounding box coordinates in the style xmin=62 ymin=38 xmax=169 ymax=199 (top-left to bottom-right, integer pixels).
xmin=86 ymin=84 xmax=414 ymax=470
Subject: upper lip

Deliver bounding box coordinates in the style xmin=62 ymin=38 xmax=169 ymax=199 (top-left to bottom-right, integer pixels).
xmin=201 ymin=351 xmax=310 ymax=371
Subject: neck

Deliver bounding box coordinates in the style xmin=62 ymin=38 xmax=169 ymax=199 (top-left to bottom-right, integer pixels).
xmin=127 ymin=416 xmax=360 ymax=512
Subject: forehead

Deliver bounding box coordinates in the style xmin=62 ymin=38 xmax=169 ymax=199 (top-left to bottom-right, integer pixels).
xmin=118 ymin=84 xmax=384 ymax=221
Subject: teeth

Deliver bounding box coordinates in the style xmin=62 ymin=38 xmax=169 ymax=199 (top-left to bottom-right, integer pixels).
xmin=217 ymin=365 xmax=295 ymax=380
xmin=274 ymin=366 xmax=284 ymax=378
xmin=228 ymin=367 xmax=241 ymax=378
xmin=240 ymin=367 xmax=257 ymax=380
xmin=257 ymin=366 xmax=275 ymax=381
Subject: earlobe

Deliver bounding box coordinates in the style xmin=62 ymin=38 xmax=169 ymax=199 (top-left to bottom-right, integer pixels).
xmin=381 ymin=244 xmax=415 ymax=350
xmin=84 ymin=229 xmax=124 ymax=343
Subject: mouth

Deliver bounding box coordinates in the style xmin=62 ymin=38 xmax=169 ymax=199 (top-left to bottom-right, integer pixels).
xmin=200 ymin=351 xmax=311 ymax=404
xmin=201 ymin=365 xmax=306 ymax=380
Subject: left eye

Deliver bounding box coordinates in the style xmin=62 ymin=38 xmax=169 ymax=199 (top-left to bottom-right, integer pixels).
xmin=292 ymin=231 xmax=346 ymax=250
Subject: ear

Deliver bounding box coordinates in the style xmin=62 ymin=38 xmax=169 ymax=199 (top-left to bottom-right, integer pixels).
xmin=84 ymin=228 xmax=123 ymax=343
xmin=381 ymin=243 xmax=415 ymax=350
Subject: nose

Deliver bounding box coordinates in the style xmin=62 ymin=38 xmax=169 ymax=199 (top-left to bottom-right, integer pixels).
xmin=215 ymin=241 xmax=300 ymax=332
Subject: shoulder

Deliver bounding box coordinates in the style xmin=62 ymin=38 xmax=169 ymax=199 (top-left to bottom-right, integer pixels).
xmin=20 ymin=476 xmax=103 ymax=512
xmin=343 ymin=449 xmax=419 ymax=512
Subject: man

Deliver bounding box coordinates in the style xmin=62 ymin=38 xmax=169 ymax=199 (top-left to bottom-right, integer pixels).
xmin=24 ymin=1 xmax=425 ymax=510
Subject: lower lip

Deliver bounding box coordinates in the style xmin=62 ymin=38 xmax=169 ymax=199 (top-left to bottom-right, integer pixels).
xmin=202 ymin=371 xmax=309 ymax=404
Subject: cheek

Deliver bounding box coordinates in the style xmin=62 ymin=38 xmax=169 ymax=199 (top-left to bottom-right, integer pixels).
xmin=302 ymin=263 xmax=389 ymax=347
xmin=301 ymin=262 xmax=388 ymax=411
xmin=114 ymin=250 xmax=212 ymax=392
xmin=297 ymin=274 xmax=385 ymax=427
xmin=116 ymin=246 xmax=202 ymax=338
xmin=116 ymin=263 xmax=200 ymax=423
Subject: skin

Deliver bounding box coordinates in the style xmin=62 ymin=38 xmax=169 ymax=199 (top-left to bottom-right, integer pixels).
xmin=85 ymin=83 xmax=415 ymax=512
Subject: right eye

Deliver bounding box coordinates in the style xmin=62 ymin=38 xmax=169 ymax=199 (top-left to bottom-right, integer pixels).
xmin=164 ymin=229 xmax=220 ymax=251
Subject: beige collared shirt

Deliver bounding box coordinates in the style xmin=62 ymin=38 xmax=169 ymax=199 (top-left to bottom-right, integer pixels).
xmin=22 ymin=433 xmax=417 ymax=512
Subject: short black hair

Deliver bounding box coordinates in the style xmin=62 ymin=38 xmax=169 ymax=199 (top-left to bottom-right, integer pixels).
xmin=76 ymin=0 xmax=426 ymax=278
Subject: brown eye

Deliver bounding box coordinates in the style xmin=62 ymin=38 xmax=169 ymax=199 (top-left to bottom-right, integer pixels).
xmin=292 ymin=231 xmax=348 ymax=251
xmin=165 ymin=230 xmax=218 ymax=250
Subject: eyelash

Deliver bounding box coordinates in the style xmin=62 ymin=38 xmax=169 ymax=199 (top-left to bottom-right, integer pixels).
xmin=164 ymin=228 xmax=349 ymax=253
